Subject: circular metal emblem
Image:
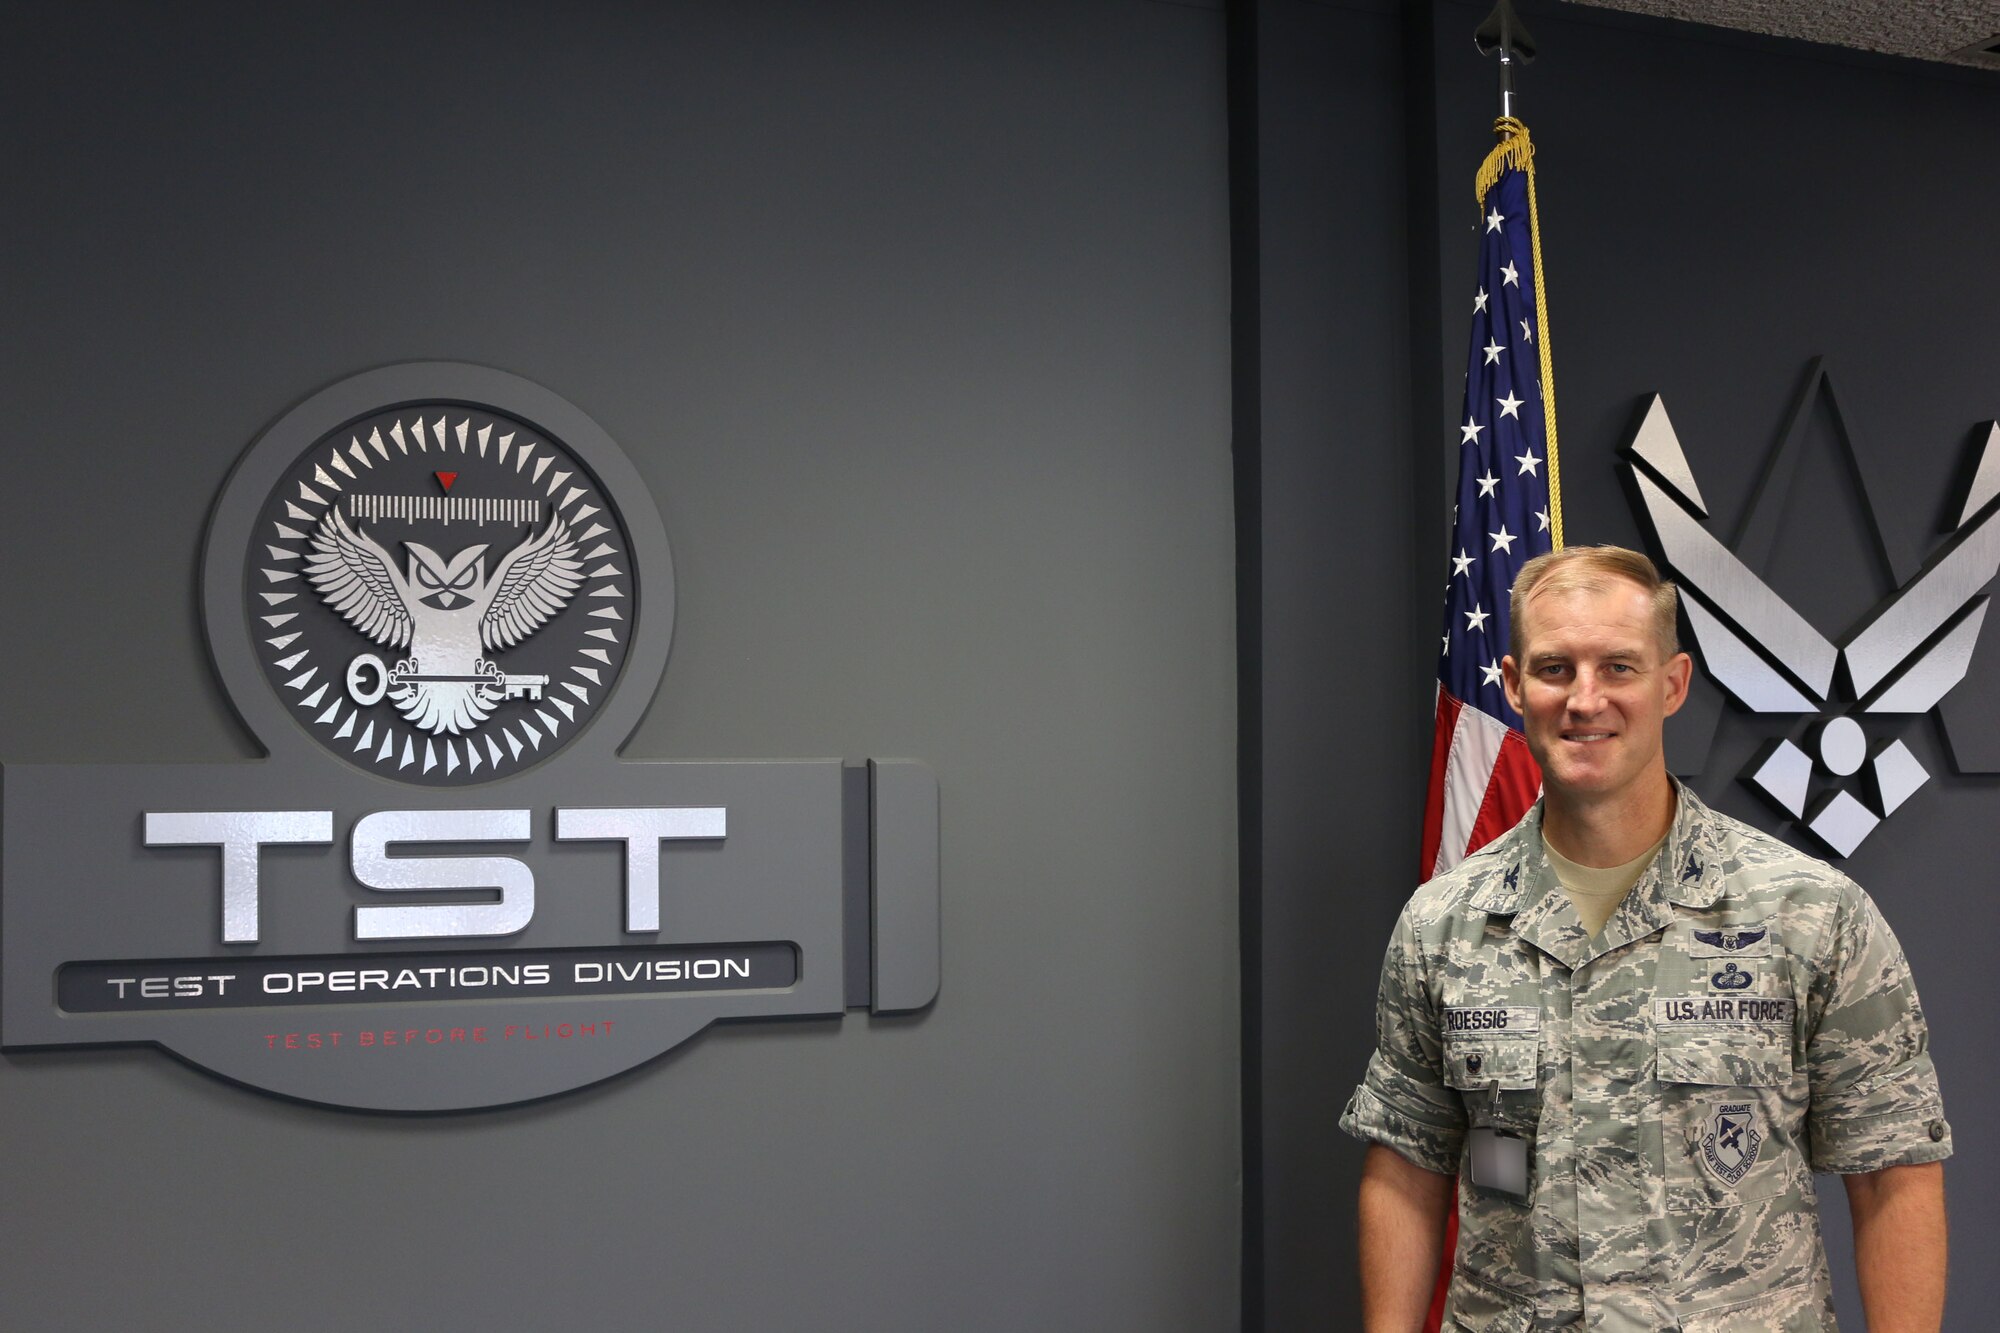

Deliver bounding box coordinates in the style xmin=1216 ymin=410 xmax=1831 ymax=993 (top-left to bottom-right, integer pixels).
xmin=245 ymin=402 xmax=635 ymax=785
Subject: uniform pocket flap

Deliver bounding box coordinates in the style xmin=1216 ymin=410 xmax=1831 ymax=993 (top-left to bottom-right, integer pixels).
xmin=1443 ymin=1036 xmax=1538 ymax=1090
xmin=1655 ymin=1033 xmax=1792 ymax=1087
xmin=1677 ymin=1277 xmax=1828 ymax=1330
xmin=1446 ymin=1268 xmax=1534 ymax=1332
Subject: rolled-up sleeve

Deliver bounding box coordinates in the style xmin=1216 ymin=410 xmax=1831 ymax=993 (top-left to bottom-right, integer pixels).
xmin=1339 ymin=908 xmax=1467 ymax=1175
xmin=1804 ymin=881 xmax=1951 ymax=1174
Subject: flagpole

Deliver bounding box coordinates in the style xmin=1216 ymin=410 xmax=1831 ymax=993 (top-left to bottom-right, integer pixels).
xmin=1475 ymin=0 xmax=1538 ymax=120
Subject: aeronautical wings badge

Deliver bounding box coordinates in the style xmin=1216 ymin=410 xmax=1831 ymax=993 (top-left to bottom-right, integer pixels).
xmin=1693 ymin=928 xmax=1767 ymax=953
xmin=1624 ymin=368 xmax=2000 ymax=856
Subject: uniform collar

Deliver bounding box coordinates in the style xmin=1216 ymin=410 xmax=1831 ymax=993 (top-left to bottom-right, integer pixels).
xmin=1466 ymin=780 xmax=1726 ymax=969
xmin=1660 ymin=782 xmax=1726 ymax=910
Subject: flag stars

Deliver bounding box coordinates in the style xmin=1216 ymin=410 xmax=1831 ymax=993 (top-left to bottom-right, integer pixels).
xmin=1440 ymin=182 xmax=1549 ymax=772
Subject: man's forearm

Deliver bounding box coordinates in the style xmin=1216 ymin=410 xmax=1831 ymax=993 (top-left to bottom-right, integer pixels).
xmin=1359 ymin=1143 xmax=1455 ymax=1333
xmin=1845 ymin=1161 xmax=1946 ymax=1333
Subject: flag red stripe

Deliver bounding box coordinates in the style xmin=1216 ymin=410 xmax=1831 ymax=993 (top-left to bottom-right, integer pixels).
xmin=1462 ymin=731 xmax=1543 ymax=859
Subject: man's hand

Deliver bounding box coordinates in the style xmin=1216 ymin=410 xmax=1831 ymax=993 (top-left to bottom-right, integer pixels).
xmin=1359 ymin=1143 xmax=1455 ymax=1332
xmin=1845 ymin=1160 xmax=1946 ymax=1333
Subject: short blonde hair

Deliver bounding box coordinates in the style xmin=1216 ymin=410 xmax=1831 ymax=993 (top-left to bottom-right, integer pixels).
xmin=1509 ymin=545 xmax=1680 ymax=662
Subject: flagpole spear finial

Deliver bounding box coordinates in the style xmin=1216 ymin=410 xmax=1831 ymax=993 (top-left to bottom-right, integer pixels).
xmin=1474 ymin=0 xmax=1538 ymax=121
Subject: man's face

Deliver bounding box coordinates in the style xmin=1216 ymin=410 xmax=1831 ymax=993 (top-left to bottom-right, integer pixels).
xmin=1502 ymin=578 xmax=1692 ymax=807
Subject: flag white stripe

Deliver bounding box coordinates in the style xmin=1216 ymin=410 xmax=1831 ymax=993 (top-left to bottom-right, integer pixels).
xmin=1435 ymin=703 xmax=1508 ymax=875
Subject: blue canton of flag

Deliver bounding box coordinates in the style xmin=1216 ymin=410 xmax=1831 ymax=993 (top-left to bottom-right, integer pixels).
xmin=1440 ymin=164 xmax=1553 ymax=728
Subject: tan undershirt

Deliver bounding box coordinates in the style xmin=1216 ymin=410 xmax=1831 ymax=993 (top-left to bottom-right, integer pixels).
xmin=1544 ymin=830 xmax=1670 ymax=936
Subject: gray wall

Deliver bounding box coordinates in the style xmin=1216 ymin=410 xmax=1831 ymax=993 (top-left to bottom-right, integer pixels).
xmin=1245 ymin=0 xmax=1429 ymax=1324
xmin=1 ymin=2 xmax=1240 ymax=1328
xmin=14 ymin=0 xmax=1995 ymax=1326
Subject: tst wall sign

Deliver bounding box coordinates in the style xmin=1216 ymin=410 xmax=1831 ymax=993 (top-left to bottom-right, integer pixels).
xmin=2 ymin=363 xmax=939 ymax=1111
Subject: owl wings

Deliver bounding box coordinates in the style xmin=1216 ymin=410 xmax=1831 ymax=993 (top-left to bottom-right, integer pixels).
xmin=480 ymin=513 xmax=588 ymax=651
xmin=304 ymin=507 xmax=587 ymax=653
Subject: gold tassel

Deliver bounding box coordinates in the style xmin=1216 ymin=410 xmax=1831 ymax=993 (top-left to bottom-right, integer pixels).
xmin=1473 ymin=115 xmax=1534 ymax=208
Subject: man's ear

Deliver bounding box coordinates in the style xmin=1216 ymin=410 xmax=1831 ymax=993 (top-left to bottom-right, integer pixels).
xmin=1662 ymin=651 xmax=1693 ymax=717
xmin=1501 ymin=655 xmax=1524 ymax=715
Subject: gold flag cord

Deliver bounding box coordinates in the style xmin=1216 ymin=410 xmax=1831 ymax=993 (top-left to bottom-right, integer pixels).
xmin=1475 ymin=115 xmax=1563 ymax=551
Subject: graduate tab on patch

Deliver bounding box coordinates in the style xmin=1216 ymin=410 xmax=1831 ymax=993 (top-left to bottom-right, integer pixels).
xmin=1702 ymin=1101 xmax=1763 ymax=1187
xmin=1687 ymin=923 xmax=1774 ymax=958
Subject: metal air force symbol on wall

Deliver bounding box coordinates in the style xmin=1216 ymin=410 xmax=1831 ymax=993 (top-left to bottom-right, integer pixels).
xmin=1624 ymin=362 xmax=2000 ymax=855
xmin=253 ymin=404 xmax=631 ymax=783
xmin=2 ymin=363 xmax=940 ymax=1112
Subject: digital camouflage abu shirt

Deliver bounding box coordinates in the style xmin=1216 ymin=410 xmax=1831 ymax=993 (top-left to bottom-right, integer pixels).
xmin=1341 ymin=785 xmax=1949 ymax=1332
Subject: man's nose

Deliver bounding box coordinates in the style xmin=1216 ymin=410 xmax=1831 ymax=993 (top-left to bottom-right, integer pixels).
xmin=1567 ymin=672 xmax=1602 ymax=714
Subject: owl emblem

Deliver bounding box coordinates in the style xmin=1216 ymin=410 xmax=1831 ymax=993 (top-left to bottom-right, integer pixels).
xmin=304 ymin=507 xmax=585 ymax=734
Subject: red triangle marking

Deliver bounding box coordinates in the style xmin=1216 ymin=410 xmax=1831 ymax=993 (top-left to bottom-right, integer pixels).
xmin=435 ymin=471 xmax=458 ymax=492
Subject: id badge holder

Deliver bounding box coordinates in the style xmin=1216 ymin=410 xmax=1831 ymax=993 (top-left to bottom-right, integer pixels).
xmin=1466 ymin=1081 xmax=1530 ymax=1200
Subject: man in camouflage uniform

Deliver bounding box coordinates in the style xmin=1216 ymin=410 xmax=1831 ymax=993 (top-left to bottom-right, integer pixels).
xmin=1343 ymin=547 xmax=1949 ymax=1331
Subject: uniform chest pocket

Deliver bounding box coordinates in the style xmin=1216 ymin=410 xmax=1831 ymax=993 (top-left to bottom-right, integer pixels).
xmin=1442 ymin=1005 xmax=1542 ymax=1135
xmin=1443 ymin=1033 xmax=1542 ymax=1144
xmin=1655 ymin=1029 xmax=1797 ymax=1208
xmin=1655 ymin=1033 xmax=1791 ymax=1088
xmin=1441 ymin=1006 xmax=1541 ymax=1085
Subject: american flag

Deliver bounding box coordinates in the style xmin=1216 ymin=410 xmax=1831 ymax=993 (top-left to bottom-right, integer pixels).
xmin=1418 ymin=136 xmax=1557 ymax=882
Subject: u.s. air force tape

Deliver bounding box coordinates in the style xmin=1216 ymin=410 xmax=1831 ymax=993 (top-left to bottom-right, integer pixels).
xmin=1652 ymin=996 xmax=1795 ymax=1028
xmin=1444 ymin=1006 xmax=1541 ymax=1035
